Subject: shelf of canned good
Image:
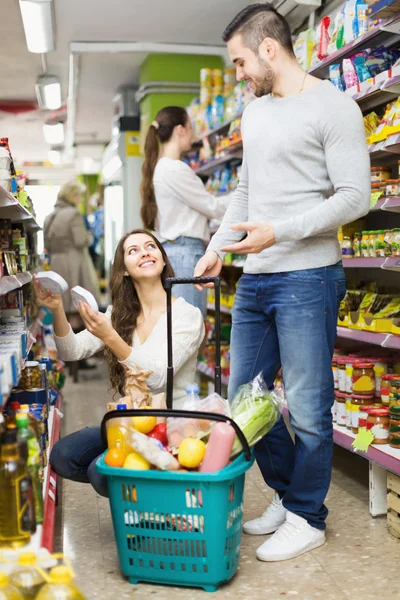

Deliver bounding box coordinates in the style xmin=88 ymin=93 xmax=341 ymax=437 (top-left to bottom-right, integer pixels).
xmin=337 ymin=326 xmax=400 ymax=348
xmin=343 ymin=257 xmax=400 ymax=268
xmin=0 ymin=186 xmax=40 ymax=231
xmin=40 ymin=395 xmax=62 ymax=553
xmin=281 ymin=405 xmax=400 ymax=475
xmin=0 ymin=272 xmax=33 ymax=296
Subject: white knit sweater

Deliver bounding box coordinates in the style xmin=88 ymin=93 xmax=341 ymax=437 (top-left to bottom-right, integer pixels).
xmin=53 ymin=297 xmax=205 ymax=407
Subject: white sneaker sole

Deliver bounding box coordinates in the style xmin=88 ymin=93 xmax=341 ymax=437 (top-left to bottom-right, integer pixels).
xmin=256 ymin=535 xmax=326 ymax=562
xmin=243 ymin=521 xmax=284 ymax=536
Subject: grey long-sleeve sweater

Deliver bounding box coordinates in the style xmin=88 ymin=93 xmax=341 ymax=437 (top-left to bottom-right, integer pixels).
xmin=208 ymin=80 xmax=371 ymax=273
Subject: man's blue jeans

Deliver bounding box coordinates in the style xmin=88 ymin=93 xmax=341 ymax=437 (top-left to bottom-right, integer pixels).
xmin=50 ymin=427 xmax=108 ymax=497
xmin=229 ymin=263 xmax=346 ymax=530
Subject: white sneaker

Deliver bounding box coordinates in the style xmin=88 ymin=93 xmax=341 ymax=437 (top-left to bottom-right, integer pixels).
xmin=256 ymin=511 xmax=326 ymax=562
xmin=243 ymin=492 xmax=287 ymax=535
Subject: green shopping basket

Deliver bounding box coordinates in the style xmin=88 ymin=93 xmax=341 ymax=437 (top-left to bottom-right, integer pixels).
xmin=96 ymin=277 xmax=254 ymax=592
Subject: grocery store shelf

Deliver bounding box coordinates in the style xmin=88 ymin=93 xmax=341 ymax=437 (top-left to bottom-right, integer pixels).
xmin=207 ymin=302 xmax=232 ymax=315
xmin=0 ymin=186 xmax=40 ymax=230
xmin=0 ymin=271 xmax=32 ymax=296
xmin=369 ymin=132 xmax=400 ymax=159
xmin=343 ymin=256 xmax=400 ymax=269
xmin=309 ymin=15 xmax=400 ymax=78
xmin=372 ymin=196 xmax=400 ymax=212
xmin=282 ymin=405 xmax=400 ymax=475
xmin=368 ymin=0 xmax=400 ymax=20
xmin=337 ymin=326 xmax=400 ymax=348
xmin=193 ymin=111 xmax=243 ymax=145
xmin=350 ymin=72 xmax=400 ymax=112
xmin=194 ymin=142 xmax=243 ymax=176
xmin=196 ymin=361 xmax=229 ymax=386
xmin=41 ymin=396 xmax=62 ymax=552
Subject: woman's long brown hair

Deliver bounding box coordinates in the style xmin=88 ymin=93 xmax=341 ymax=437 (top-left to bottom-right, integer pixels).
xmin=104 ymin=229 xmax=175 ymax=397
xmin=140 ymin=106 xmax=189 ymax=231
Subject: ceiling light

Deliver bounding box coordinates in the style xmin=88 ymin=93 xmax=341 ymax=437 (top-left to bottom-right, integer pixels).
xmin=19 ymin=0 xmax=54 ymax=53
xmin=43 ymin=122 xmax=64 ymax=145
xmin=48 ymin=150 xmax=61 ymax=165
xmin=35 ymin=74 xmax=62 ymax=110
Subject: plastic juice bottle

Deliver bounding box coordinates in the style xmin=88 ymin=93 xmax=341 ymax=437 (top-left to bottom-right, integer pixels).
xmin=0 ymin=572 xmax=23 ymax=600
xmin=35 ymin=567 xmax=86 ymax=600
xmin=16 ymin=414 xmax=44 ymax=525
xmin=106 ymin=404 xmax=134 ymax=454
xmin=9 ymin=552 xmax=45 ymax=599
xmin=0 ymin=428 xmax=31 ymax=548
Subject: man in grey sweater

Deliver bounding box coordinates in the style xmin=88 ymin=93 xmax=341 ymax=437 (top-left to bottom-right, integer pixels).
xmin=195 ymin=4 xmax=370 ymax=562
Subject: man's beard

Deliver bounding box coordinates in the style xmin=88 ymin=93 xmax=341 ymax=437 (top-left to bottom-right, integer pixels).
xmin=253 ymin=58 xmax=275 ymax=97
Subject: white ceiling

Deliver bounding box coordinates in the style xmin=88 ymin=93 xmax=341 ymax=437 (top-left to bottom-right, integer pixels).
xmin=0 ymin=0 xmax=248 ymax=170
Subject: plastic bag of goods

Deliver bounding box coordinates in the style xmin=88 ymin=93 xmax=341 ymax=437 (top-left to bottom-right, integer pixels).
xmin=230 ymin=372 xmax=282 ymax=457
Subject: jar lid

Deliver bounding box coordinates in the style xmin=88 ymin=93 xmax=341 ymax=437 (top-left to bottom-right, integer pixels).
xmin=382 ymin=374 xmax=394 ymax=380
xmin=367 ymin=407 xmax=389 ymax=416
xmin=335 ymin=391 xmax=347 ymax=398
xmin=353 ymin=362 xmax=374 ymax=368
xmin=351 ymin=394 xmax=374 ymax=400
xmin=336 ymin=358 xmax=347 ymax=365
xmin=24 ymin=361 xmax=39 ymax=368
xmin=372 ymin=166 xmax=391 ymax=170
xmin=387 ymin=179 xmax=398 ymax=183
xmin=390 ymin=406 xmax=400 ymax=414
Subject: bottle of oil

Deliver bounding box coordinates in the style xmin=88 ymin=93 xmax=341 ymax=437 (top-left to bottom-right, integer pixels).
xmin=9 ymin=552 xmax=45 ymax=599
xmin=35 ymin=567 xmax=86 ymax=600
xmin=16 ymin=414 xmax=43 ymax=525
xmin=7 ymin=424 xmax=36 ymax=535
xmin=0 ymin=572 xmax=23 ymax=600
xmin=0 ymin=428 xmax=31 ymax=547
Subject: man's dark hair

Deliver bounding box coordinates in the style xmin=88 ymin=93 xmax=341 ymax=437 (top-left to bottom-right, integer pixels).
xmin=222 ymin=3 xmax=295 ymax=57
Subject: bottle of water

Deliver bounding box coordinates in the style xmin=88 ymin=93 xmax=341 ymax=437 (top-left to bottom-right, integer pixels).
xmin=183 ymin=384 xmax=200 ymax=411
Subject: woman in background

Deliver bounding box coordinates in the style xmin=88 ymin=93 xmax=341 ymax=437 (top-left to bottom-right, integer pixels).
xmin=140 ymin=106 xmax=230 ymax=317
xmin=44 ymin=181 xmax=101 ymax=373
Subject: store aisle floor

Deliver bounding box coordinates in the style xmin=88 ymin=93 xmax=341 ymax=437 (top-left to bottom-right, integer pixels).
xmin=56 ymin=360 xmax=398 ymax=600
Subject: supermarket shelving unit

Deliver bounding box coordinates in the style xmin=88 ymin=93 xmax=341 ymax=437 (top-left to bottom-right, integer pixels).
xmin=195 ymin=8 xmax=400 ymax=516
xmin=0 ymin=185 xmax=60 ymax=552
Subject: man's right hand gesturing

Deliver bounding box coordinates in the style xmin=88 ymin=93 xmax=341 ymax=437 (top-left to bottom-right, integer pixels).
xmin=194 ymin=251 xmax=223 ymax=290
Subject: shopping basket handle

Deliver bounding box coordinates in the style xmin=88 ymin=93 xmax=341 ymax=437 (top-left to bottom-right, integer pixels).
xmin=165 ymin=276 xmax=222 ymax=407
xmin=165 ymin=276 xmax=219 ymax=287
xmin=101 ymin=407 xmax=252 ymax=461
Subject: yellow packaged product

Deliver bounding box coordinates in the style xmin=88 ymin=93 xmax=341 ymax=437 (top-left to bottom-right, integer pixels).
xmin=368 ymin=101 xmax=397 ymax=144
xmin=364 ymin=112 xmax=380 ymax=139
xmin=374 ymin=297 xmax=400 ymax=318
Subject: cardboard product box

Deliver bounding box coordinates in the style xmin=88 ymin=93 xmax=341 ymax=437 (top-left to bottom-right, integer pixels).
xmin=348 ymin=311 xmax=393 ymax=333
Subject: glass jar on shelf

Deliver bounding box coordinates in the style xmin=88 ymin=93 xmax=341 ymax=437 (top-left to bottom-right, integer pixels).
xmin=386 ymin=179 xmax=399 ymax=197
xmin=366 ymin=407 xmax=390 ymax=444
xmin=369 ymin=231 xmax=377 ymax=257
xmin=384 ymin=229 xmax=393 ymax=256
xmin=375 ymin=230 xmax=387 ymax=258
xmin=344 ymin=393 xmax=353 ymax=430
xmin=20 ymin=361 xmax=42 ymax=390
xmin=392 ymin=229 xmax=400 ymax=257
xmin=389 ymin=405 xmax=400 ymax=449
xmin=351 ymin=394 xmax=375 ymax=434
xmin=352 ymin=362 xmax=375 ymax=396
xmin=337 ymin=359 xmax=347 ymax=393
xmin=335 ymin=392 xmax=347 ymax=427
xmin=358 ymin=400 xmax=378 ymax=429
xmin=381 ymin=374 xmax=394 ymax=405
xmin=353 ymin=232 xmax=362 ymax=258
xmin=342 ymin=236 xmax=354 ymax=259
xmin=361 ymin=232 xmax=370 ymax=258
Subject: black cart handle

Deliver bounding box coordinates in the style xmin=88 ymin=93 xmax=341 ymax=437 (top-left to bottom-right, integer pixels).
xmin=165 ymin=276 xmax=222 ymax=408
xmin=101 ymin=407 xmax=252 ymax=461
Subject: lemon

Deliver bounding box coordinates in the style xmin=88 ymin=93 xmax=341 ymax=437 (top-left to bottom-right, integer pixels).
xmin=131 ymin=412 xmax=157 ymax=434
xmin=178 ymin=438 xmax=206 ymax=469
xmin=123 ymin=451 xmax=151 ymax=470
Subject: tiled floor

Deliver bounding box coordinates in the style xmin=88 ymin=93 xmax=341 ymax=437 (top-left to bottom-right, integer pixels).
xmin=56 ymin=360 xmax=398 ymax=600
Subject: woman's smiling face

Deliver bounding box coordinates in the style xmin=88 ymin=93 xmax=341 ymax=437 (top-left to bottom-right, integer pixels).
xmin=123 ymin=232 xmax=165 ymax=281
